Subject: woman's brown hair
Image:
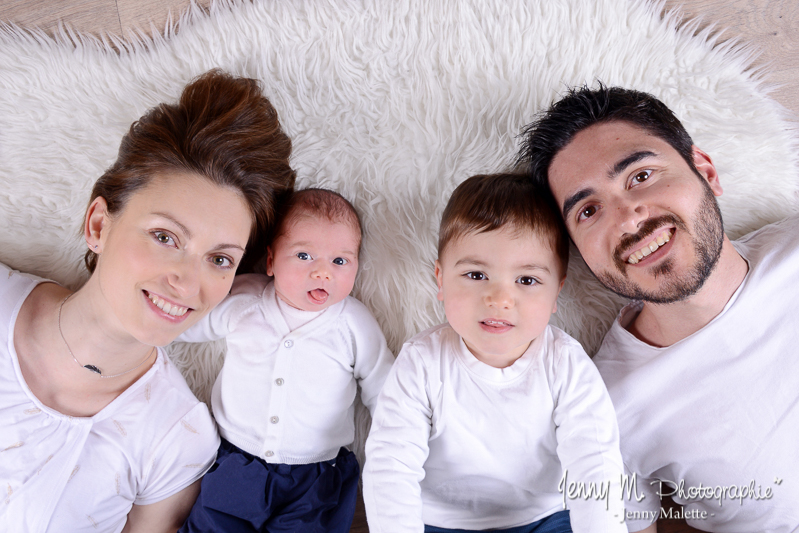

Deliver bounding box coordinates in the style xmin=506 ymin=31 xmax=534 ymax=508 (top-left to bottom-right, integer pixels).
xmin=84 ymin=69 xmax=296 ymax=273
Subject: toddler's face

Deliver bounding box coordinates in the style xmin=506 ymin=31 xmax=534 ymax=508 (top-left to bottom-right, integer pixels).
xmin=267 ymin=216 xmax=360 ymax=311
xmin=435 ymin=227 xmax=564 ymax=368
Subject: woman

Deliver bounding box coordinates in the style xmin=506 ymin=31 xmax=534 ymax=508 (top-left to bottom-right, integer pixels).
xmin=0 ymin=70 xmax=295 ymax=532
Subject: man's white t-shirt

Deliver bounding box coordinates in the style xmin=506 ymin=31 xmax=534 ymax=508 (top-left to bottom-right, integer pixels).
xmin=594 ymin=214 xmax=799 ymax=532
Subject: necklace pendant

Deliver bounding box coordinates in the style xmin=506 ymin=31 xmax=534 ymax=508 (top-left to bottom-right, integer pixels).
xmin=83 ymin=364 xmax=102 ymax=375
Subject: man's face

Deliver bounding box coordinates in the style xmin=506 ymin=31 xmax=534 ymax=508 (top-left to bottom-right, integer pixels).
xmin=547 ymin=121 xmax=725 ymax=304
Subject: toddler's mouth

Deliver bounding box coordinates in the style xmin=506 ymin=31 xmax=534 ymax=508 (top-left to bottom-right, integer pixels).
xmin=308 ymin=288 xmax=329 ymax=305
xmin=480 ymin=319 xmax=513 ymax=333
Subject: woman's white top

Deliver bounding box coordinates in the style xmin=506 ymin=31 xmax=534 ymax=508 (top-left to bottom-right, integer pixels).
xmin=0 ymin=264 xmax=219 ymax=533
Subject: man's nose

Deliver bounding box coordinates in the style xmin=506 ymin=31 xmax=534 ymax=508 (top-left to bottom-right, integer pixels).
xmin=613 ymin=197 xmax=650 ymax=235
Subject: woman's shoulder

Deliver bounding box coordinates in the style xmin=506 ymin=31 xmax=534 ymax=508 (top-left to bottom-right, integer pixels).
xmin=0 ymin=263 xmax=45 ymax=310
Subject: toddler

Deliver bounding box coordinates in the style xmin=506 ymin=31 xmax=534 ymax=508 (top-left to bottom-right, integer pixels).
xmin=364 ymin=174 xmax=626 ymax=532
xmin=180 ymin=188 xmax=394 ymax=533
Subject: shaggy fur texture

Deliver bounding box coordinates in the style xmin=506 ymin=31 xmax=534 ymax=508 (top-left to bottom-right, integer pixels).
xmin=1 ymin=0 xmax=797 ymax=462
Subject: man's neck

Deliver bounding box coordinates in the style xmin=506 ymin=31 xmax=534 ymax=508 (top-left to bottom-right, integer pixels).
xmin=627 ymin=236 xmax=749 ymax=347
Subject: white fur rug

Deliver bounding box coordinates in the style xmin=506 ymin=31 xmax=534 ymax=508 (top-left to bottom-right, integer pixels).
xmin=2 ymin=0 xmax=798 ymax=461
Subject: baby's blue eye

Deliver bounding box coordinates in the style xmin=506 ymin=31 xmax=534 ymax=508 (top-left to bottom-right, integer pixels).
xmin=332 ymin=257 xmax=348 ymax=266
xmin=296 ymin=252 xmax=311 ymax=260
xmin=517 ymin=276 xmax=537 ymax=286
xmin=465 ymin=272 xmax=486 ymax=281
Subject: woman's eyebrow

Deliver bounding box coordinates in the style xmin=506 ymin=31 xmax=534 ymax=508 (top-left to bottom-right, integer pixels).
xmin=152 ymin=212 xmax=192 ymax=238
xmin=153 ymin=212 xmax=245 ymax=252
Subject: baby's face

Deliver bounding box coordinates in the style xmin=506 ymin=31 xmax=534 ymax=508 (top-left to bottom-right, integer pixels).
xmin=435 ymin=227 xmax=564 ymax=368
xmin=267 ymin=216 xmax=360 ymax=312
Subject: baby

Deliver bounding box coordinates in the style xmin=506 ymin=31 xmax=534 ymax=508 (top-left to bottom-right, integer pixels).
xmin=179 ymin=188 xmax=394 ymax=533
xmin=364 ymin=173 xmax=626 ymax=532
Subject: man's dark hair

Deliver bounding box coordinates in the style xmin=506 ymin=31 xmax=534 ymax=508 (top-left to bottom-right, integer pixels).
xmin=518 ymin=84 xmax=697 ymax=191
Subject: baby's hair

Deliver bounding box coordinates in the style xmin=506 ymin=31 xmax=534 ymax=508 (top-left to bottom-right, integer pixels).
xmin=275 ymin=188 xmax=362 ymax=252
xmin=438 ymin=173 xmax=569 ymax=277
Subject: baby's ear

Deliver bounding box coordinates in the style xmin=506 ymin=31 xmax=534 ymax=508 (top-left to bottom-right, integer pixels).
xmin=265 ymin=246 xmax=275 ymax=277
xmin=434 ymin=260 xmax=444 ymax=302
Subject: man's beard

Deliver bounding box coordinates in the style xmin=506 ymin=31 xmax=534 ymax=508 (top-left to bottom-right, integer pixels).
xmin=593 ymin=181 xmax=725 ymax=304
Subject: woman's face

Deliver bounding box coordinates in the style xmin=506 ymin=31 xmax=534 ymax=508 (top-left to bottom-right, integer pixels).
xmin=88 ymin=172 xmax=252 ymax=346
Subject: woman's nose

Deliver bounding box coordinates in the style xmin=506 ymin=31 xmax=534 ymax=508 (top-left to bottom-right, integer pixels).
xmin=167 ymin=256 xmax=201 ymax=299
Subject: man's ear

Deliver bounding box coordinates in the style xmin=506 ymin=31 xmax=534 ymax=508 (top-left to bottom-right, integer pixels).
xmin=84 ymin=196 xmax=110 ymax=252
xmin=434 ymin=260 xmax=444 ymax=302
xmin=692 ymin=146 xmax=723 ymax=197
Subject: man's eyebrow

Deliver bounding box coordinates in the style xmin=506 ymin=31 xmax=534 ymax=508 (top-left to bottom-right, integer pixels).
xmin=610 ymin=150 xmax=657 ymax=179
xmin=562 ymin=188 xmax=594 ymax=221
xmin=561 ymin=150 xmax=658 ymax=220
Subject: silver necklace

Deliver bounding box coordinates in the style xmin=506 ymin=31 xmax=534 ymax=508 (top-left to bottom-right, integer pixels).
xmin=58 ymin=294 xmax=155 ymax=379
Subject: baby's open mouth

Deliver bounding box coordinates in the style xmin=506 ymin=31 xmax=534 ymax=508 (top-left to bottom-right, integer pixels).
xmin=308 ymin=289 xmax=329 ymax=305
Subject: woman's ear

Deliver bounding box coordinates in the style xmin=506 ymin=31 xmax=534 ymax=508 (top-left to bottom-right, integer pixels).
xmin=84 ymin=197 xmax=110 ymax=252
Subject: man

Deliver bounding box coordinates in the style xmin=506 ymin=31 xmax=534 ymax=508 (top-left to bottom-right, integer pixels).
xmin=519 ymin=86 xmax=798 ymax=532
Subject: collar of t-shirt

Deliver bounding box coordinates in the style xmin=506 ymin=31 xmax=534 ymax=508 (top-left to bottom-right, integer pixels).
xmin=276 ymin=294 xmax=326 ymax=331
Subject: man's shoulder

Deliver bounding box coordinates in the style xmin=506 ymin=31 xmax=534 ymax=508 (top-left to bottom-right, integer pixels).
xmin=734 ymin=211 xmax=799 ymax=258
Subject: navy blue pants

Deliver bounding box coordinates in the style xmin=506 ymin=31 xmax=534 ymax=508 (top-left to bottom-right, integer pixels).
xmin=424 ymin=510 xmax=572 ymax=533
xmin=180 ymin=439 xmax=360 ymax=533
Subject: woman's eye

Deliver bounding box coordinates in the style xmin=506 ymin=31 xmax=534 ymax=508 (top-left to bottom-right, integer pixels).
xmin=332 ymin=257 xmax=348 ymax=266
xmin=465 ymin=272 xmax=486 ymax=281
xmin=211 ymin=256 xmax=233 ymax=268
xmin=153 ymin=231 xmax=175 ymax=246
xmin=296 ymin=252 xmax=311 ymax=260
xmin=517 ymin=276 xmax=537 ymax=286
xmin=577 ymin=205 xmax=598 ymax=222
xmin=630 ymin=170 xmax=652 ymax=186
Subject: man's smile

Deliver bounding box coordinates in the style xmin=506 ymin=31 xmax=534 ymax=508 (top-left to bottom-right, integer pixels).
xmin=626 ymin=228 xmax=673 ymax=265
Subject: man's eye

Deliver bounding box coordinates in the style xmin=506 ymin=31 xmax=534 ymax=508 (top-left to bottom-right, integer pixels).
xmin=332 ymin=257 xmax=348 ymax=266
xmin=630 ymin=170 xmax=652 ymax=186
xmin=577 ymin=205 xmax=598 ymax=221
xmin=517 ymin=276 xmax=537 ymax=286
xmin=153 ymin=231 xmax=175 ymax=246
xmin=211 ymin=256 xmax=233 ymax=268
xmin=465 ymin=272 xmax=486 ymax=281
xmin=296 ymin=252 xmax=311 ymax=260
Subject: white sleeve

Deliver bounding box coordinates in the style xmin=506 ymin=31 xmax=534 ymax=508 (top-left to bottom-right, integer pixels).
xmin=348 ymin=302 xmax=395 ymax=414
xmin=135 ymin=402 xmax=220 ymax=505
xmin=175 ymin=276 xmax=264 ymax=343
xmin=363 ymin=344 xmax=431 ymax=533
xmin=548 ymin=335 xmax=627 ymax=533
xmin=619 ymin=464 xmax=660 ymax=532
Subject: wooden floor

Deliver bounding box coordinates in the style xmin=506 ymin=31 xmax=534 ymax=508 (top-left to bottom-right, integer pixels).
xmin=1 ymin=1 xmax=795 ymax=532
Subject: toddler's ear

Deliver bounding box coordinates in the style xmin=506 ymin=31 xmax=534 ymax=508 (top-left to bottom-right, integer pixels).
xmin=266 ymin=246 xmax=275 ymax=277
xmin=552 ymin=278 xmax=566 ymax=314
xmin=434 ymin=260 xmax=444 ymax=302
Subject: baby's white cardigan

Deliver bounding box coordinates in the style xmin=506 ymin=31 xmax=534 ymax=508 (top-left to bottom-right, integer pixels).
xmin=179 ymin=274 xmax=394 ymax=465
